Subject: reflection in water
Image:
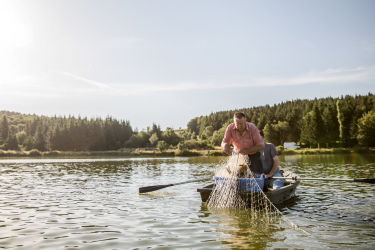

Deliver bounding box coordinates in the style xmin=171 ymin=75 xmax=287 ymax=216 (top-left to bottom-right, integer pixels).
xmin=0 ymin=155 xmax=374 ymax=249
xmin=205 ymin=207 xmax=281 ymax=249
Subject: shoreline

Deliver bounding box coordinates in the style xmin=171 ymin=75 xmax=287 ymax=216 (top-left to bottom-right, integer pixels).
xmin=0 ymin=147 xmax=374 ymax=158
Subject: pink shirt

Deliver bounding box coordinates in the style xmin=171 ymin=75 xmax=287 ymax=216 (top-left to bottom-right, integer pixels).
xmin=222 ymin=122 xmax=264 ymax=155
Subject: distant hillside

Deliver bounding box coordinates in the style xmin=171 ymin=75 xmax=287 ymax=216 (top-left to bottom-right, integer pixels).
xmin=1 ymin=93 xmax=374 ymax=151
xmin=186 ymin=93 xmax=375 ymax=148
xmin=0 ymin=112 xmax=182 ymax=152
xmin=0 ymin=112 xmax=133 ymax=152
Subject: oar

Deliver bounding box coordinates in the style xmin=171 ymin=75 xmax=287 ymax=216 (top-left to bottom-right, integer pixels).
xmin=269 ymin=176 xmax=375 ymax=183
xmin=139 ymin=177 xmax=212 ymax=193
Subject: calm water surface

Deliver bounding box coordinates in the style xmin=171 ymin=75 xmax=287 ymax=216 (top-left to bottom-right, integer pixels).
xmin=0 ymin=154 xmax=375 ymax=249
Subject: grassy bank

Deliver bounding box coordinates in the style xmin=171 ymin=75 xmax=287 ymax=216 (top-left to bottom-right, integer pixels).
xmin=0 ymin=147 xmax=373 ymax=158
xmin=0 ymin=148 xmax=227 ymax=158
xmin=281 ymin=147 xmax=375 ymax=155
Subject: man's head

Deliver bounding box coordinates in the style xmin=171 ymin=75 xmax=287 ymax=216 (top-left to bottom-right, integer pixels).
xmin=234 ymin=112 xmax=246 ymax=132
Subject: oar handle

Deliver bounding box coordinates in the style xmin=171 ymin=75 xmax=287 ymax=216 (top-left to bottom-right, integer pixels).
xmin=173 ymin=177 xmax=212 ymax=186
xmin=270 ymin=177 xmax=354 ymax=181
xmin=270 ymin=177 xmax=375 ymax=183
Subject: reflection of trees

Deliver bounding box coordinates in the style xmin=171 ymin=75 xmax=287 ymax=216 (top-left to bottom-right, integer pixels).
xmin=200 ymin=204 xmax=289 ymax=249
xmin=209 ymin=208 xmax=282 ymax=249
xmin=280 ymin=154 xmax=375 ymax=179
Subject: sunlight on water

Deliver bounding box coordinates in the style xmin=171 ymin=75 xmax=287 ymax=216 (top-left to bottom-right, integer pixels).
xmin=0 ymin=155 xmax=374 ymax=249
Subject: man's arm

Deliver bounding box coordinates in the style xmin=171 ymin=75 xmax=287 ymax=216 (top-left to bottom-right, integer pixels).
xmin=265 ymin=155 xmax=279 ymax=179
xmin=238 ymin=143 xmax=265 ymax=155
xmin=221 ymin=141 xmax=233 ymax=155
xmin=222 ymin=125 xmax=233 ymax=155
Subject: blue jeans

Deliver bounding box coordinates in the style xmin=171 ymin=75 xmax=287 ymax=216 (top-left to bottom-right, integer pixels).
xmin=265 ymin=171 xmax=284 ymax=190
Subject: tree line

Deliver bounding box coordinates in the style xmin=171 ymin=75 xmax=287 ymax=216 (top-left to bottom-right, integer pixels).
xmin=1 ymin=93 xmax=374 ymax=152
xmin=0 ymin=112 xmax=187 ymax=152
xmin=186 ymin=93 xmax=375 ymax=148
xmin=0 ymin=114 xmax=133 ymax=151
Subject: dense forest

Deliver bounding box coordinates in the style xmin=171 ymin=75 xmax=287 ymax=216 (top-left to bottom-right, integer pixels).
xmin=0 ymin=93 xmax=375 ymax=152
xmin=0 ymin=111 xmax=183 ymax=152
xmin=186 ymin=93 xmax=375 ymax=148
xmin=0 ymin=113 xmax=133 ymax=151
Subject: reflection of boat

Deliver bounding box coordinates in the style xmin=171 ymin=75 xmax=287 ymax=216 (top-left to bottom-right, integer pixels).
xmin=197 ymin=170 xmax=300 ymax=205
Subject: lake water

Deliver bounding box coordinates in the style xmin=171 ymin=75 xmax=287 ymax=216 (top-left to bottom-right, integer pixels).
xmin=0 ymin=154 xmax=374 ymax=249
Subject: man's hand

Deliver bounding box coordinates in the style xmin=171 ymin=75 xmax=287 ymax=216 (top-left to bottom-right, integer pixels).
xmin=223 ymin=144 xmax=233 ymax=155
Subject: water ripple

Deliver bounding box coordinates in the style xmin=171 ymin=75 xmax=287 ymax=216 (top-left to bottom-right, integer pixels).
xmin=0 ymin=155 xmax=374 ymax=249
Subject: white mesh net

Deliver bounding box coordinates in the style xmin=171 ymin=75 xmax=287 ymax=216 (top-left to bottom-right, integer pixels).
xmin=207 ymin=153 xmax=309 ymax=235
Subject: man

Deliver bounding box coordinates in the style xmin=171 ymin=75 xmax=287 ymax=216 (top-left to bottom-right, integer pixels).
xmin=221 ymin=112 xmax=265 ymax=174
xmin=261 ymin=143 xmax=284 ymax=190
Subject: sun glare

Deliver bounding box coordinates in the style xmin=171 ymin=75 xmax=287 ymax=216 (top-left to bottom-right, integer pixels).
xmin=0 ymin=1 xmax=34 ymax=49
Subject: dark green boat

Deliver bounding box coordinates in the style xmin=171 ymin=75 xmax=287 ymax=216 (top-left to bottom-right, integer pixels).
xmin=197 ymin=170 xmax=300 ymax=205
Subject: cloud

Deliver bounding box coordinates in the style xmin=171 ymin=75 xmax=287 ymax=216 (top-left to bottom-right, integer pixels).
xmin=112 ymin=65 xmax=375 ymax=94
xmin=252 ymin=66 xmax=375 ymax=87
xmin=59 ymin=71 xmax=115 ymax=90
xmin=1 ymin=66 xmax=374 ymax=100
xmin=0 ymin=70 xmax=117 ymax=100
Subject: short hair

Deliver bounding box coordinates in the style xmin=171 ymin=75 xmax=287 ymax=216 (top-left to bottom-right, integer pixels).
xmin=234 ymin=112 xmax=246 ymax=119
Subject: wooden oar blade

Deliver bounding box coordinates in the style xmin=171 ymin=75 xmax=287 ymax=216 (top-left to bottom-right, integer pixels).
xmin=354 ymin=178 xmax=375 ymax=183
xmin=139 ymin=184 xmax=173 ymax=193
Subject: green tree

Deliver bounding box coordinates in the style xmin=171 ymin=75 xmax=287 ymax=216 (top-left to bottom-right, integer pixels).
xmin=357 ymin=110 xmax=375 ymax=147
xmin=149 ymin=133 xmax=159 ymax=146
xmin=5 ymin=131 xmax=19 ymax=150
xmin=263 ymin=123 xmax=277 ymax=145
xmin=337 ymin=97 xmax=356 ymax=147
xmin=88 ymin=121 xmax=105 ymax=151
xmin=211 ymin=123 xmax=229 ymax=146
xmin=190 ymin=131 xmax=196 ymax=140
xmin=299 ymin=112 xmax=313 ymax=148
xmin=177 ymin=142 xmax=186 ymax=151
xmin=124 ymin=134 xmax=143 ymax=148
xmin=273 ymin=121 xmax=291 ymax=146
xmin=33 ymin=125 xmax=47 ymax=151
xmin=257 ymin=114 xmax=267 ymax=132
xmin=23 ymin=136 xmax=34 ymax=151
xmin=0 ymin=115 xmax=9 ymax=140
xmin=156 ymin=140 xmax=167 ymax=152
xmin=151 ymin=123 xmax=162 ymax=139
xmin=179 ymin=130 xmax=192 ymax=141
xmin=90 ymin=134 xmax=107 ymax=151
xmin=16 ymin=124 xmax=25 ymax=133
xmin=16 ymin=131 xmax=27 ymax=145
xmin=161 ymin=128 xmax=180 ymax=146
xmin=104 ymin=121 xmax=117 ymax=150
xmin=50 ymin=125 xmax=62 ymax=150
xmin=310 ymin=103 xmax=324 ymax=148
xmin=204 ymin=125 xmax=215 ymax=137
xmin=187 ymin=118 xmax=199 ymax=135
xmin=322 ymin=103 xmax=339 ymax=147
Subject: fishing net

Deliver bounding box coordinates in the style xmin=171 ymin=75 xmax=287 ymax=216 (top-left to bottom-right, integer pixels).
xmin=207 ymin=153 xmax=309 ymax=235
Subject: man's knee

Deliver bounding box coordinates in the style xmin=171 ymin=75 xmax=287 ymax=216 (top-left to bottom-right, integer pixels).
xmin=272 ymin=179 xmax=284 ymax=189
xmin=266 ymin=172 xmax=284 ymax=190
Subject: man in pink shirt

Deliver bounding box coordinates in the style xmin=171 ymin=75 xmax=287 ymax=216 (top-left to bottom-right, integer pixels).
xmin=221 ymin=112 xmax=265 ymax=174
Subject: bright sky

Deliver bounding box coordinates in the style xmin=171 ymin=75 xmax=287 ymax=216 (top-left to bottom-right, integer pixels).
xmin=0 ymin=0 xmax=374 ymax=130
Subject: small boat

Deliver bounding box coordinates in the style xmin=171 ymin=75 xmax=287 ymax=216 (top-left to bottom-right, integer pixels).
xmin=197 ymin=170 xmax=300 ymax=205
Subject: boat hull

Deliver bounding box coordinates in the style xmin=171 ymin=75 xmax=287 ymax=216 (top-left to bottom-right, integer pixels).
xmin=197 ymin=171 xmax=300 ymax=205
